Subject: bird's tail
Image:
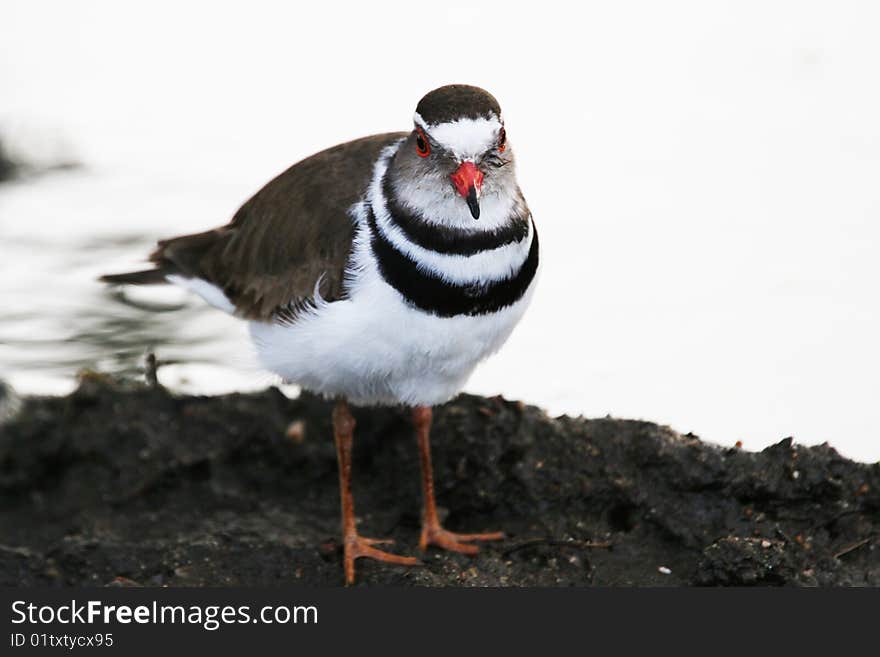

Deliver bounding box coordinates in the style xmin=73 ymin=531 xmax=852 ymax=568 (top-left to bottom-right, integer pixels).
xmin=99 ymin=268 xmax=169 ymax=285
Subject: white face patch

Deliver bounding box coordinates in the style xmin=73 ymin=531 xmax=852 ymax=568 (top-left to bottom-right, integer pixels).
xmin=413 ymin=112 xmax=502 ymax=160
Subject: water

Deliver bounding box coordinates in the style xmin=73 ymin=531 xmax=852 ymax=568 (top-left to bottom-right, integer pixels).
xmin=1 ymin=1 xmax=878 ymax=461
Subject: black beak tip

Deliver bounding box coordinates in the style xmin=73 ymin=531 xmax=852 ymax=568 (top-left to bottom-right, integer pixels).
xmin=466 ymin=187 xmax=480 ymax=220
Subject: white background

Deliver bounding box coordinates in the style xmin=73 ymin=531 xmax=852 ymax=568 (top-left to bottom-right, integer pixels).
xmin=1 ymin=1 xmax=878 ymax=461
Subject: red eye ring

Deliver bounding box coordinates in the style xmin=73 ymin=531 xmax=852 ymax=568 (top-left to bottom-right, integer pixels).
xmin=498 ymin=126 xmax=507 ymax=152
xmin=415 ymin=127 xmax=431 ymax=157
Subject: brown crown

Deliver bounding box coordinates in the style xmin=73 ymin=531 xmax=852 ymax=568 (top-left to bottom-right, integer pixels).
xmin=415 ymin=85 xmax=501 ymax=125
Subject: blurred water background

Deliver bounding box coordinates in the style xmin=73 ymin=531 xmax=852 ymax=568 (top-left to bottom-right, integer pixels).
xmin=1 ymin=1 xmax=878 ymax=461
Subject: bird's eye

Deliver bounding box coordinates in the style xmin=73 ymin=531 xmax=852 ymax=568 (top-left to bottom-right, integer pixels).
xmin=498 ymin=127 xmax=507 ymax=152
xmin=415 ymin=128 xmax=431 ymax=157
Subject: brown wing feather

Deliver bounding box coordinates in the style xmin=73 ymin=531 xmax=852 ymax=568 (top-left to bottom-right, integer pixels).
xmin=143 ymin=132 xmax=404 ymax=320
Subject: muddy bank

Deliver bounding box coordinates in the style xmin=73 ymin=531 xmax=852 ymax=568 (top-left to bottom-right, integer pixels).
xmin=1 ymin=373 xmax=877 ymax=586
xmin=0 ymin=134 xmax=80 ymax=183
xmin=0 ymin=139 xmax=17 ymax=182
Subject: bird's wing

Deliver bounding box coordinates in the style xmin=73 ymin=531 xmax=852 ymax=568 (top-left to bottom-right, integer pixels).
xmin=107 ymin=132 xmax=404 ymax=320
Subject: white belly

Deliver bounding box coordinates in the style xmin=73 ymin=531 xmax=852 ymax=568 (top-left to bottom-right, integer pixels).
xmin=248 ymin=263 xmax=536 ymax=406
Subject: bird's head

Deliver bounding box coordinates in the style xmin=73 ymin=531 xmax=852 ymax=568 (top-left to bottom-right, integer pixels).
xmin=388 ymin=85 xmax=516 ymax=222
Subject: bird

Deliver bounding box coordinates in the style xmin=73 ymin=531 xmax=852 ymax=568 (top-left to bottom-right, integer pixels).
xmin=101 ymin=84 xmax=539 ymax=584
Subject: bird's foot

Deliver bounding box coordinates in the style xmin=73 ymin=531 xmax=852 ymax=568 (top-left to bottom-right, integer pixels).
xmin=419 ymin=523 xmax=505 ymax=554
xmin=343 ymin=534 xmax=420 ymax=585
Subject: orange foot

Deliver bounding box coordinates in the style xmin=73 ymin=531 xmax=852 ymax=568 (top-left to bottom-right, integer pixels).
xmin=343 ymin=535 xmax=419 ymax=585
xmin=419 ymin=523 xmax=505 ymax=554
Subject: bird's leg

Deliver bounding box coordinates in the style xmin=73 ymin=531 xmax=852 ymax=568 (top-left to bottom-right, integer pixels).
xmin=413 ymin=405 xmax=504 ymax=554
xmin=333 ymin=399 xmax=419 ymax=585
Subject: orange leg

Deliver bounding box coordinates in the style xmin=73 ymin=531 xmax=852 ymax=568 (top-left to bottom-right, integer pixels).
xmin=413 ymin=406 xmax=504 ymax=554
xmin=333 ymin=399 xmax=419 ymax=585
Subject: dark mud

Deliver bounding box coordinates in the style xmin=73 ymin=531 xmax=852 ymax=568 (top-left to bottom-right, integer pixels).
xmin=1 ymin=373 xmax=877 ymax=586
xmin=0 ymin=139 xmax=17 ymax=182
xmin=0 ymin=135 xmax=80 ymax=183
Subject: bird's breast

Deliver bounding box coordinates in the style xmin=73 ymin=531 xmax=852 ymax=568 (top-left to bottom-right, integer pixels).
xmin=355 ymin=141 xmax=538 ymax=319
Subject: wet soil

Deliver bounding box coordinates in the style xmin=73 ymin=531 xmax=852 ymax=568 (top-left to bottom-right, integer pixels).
xmin=1 ymin=373 xmax=877 ymax=586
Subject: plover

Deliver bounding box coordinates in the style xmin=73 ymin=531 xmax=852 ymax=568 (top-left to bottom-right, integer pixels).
xmin=102 ymin=84 xmax=539 ymax=584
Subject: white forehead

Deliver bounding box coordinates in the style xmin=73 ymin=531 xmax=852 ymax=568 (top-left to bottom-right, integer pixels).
xmin=413 ymin=111 xmax=502 ymax=160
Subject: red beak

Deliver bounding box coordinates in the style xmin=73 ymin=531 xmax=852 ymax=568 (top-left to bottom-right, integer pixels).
xmin=450 ymin=161 xmax=484 ymax=219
